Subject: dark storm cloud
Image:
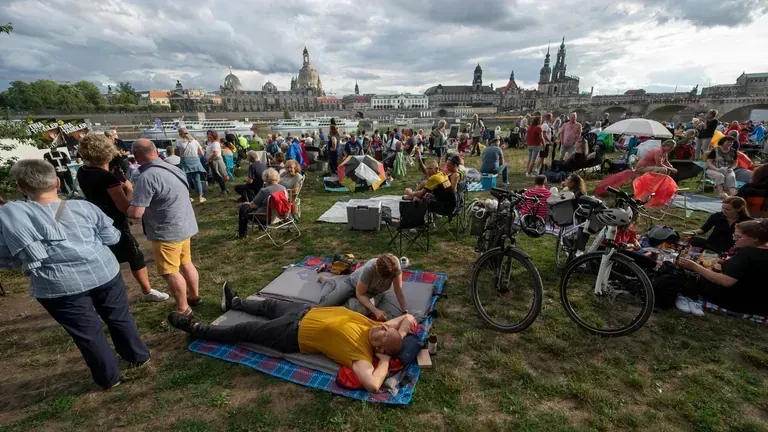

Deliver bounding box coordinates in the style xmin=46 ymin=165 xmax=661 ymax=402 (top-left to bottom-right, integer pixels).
xmin=0 ymin=0 xmax=766 ymax=96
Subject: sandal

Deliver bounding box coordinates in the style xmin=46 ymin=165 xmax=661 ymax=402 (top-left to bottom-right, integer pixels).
xmin=187 ymin=296 xmax=203 ymax=306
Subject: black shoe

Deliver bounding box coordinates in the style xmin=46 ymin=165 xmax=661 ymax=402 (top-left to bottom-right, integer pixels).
xmin=221 ymin=281 xmax=239 ymax=312
xmin=168 ymin=311 xmax=198 ymax=333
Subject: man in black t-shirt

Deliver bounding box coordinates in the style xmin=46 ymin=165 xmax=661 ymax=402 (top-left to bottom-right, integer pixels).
xmin=234 ymin=151 xmax=266 ymax=202
xmin=44 ymin=149 xmax=74 ymax=195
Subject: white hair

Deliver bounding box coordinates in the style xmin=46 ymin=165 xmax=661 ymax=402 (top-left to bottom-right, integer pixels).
xmin=11 ymin=159 xmax=57 ymax=196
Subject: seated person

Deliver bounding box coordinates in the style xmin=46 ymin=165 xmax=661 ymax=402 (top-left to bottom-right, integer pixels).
xmin=403 ymin=159 xmax=456 ymax=215
xmin=344 ymin=136 xmax=363 ymax=157
xmin=234 ymin=151 xmax=266 ymax=203
xmin=318 ymin=254 xmax=408 ymax=320
xmin=737 ymin=164 xmax=768 ymax=218
xmin=444 ymin=154 xmax=463 ymax=189
xmin=279 ymin=159 xmax=304 ymax=199
xmin=675 ymin=220 xmax=768 ymax=316
xmin=688 ymin=197 xmax=751 ymax=254
xmin=236 ymin=168 xmax=286 ymax=238
xmin=634 ymin=139 xmax=678 ymax=176
xmin=706 ymin=136 xmax=739 ymax=199
xmin=168 ymin=282 xmax=415 ymax=393
xmin=480 ymin=137 xmax=508 ymax=185
xmin=521 ymin=175 xmax=551 ymax=219
xmin=269 ymin=152 xmax=285 ymax=172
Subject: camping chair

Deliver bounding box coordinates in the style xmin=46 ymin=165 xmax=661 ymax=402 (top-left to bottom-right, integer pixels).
xmin=249 ymin=191 xmax=301 ymax=246
xmin=288 ymin=175 xmax=305 ymax=221
xmin=384 ymin=199 xmax=430 ymax=256
xmin=431 ymin=178 xmax=469 ymax=240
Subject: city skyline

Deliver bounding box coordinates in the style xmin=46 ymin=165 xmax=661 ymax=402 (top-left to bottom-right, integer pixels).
xmin=2 ymin=0 xmax=768 ymax=96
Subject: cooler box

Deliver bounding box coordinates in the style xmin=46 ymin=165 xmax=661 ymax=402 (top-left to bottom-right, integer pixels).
xmin=481 ymin=173 xmax=497 ymax=190
xmin=346 ymin=199 xmax=382 ymax=231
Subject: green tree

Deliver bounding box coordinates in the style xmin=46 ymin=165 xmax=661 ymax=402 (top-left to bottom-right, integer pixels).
xmin=0 ymin=23 xmax=11 ymax=34
xmin=283 ymin=109 xmax=291 ymax=119
xmin=0 ymin=109 xmax=51 ymax=192
xmin=74 ymin=81 xmax=104 ymax=107
xmin=170 ymin=103 xmax=180 ymax=112
xmin=56 ymin=84 xmax=89 ymax=113
xmin=115 ymin=81 xmax=138 ymax=105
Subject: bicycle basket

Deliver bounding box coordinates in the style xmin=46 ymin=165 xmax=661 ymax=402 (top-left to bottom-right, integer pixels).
xmin=548 ymin=199 xmax=576 ymax=226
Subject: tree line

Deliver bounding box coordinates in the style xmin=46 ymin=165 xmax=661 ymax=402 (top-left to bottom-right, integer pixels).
xmin=0 ymin=80 xmax=176 ymax=114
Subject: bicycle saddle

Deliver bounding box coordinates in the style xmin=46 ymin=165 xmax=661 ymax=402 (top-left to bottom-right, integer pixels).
xmin=577 ymin=195 xmax=603 ymax=208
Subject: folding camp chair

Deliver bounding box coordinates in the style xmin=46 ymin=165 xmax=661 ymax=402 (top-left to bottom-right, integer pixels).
xmin=249 ymin=191 xmax=301 ymax=246
xmin=431 ymin=178 xmax=469 ymax=240
xmin=287 ymin=175 xmax=305 ymax=221
xmin=384 ymin=199 xmax=430 ymax=256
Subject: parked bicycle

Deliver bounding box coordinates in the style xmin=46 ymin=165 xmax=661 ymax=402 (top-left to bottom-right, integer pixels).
xmin=470 ymin=188 xmax=544 ymax=333
xmin=558 ymin=187 xmax=655 ymax=337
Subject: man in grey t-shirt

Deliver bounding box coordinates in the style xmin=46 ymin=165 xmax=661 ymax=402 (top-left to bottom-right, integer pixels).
xmin=127 ymin=139 xmax=201 ymax=315
xmin=317 ymin=254 xmax=407 ymax=320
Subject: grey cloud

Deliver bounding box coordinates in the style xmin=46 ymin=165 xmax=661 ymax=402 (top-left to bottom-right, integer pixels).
xmin=344 ymin=71 xmax=382 ymax=80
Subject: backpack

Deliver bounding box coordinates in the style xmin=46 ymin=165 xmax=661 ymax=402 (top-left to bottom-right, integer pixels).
xmin=647 ymin=225 xmax=679 ymax=247
xmin=330 ymin=254 xmax=357 ymax=275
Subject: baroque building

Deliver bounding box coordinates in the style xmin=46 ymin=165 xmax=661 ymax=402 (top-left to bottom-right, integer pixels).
xmin=424 ymin=64 xmax=498 ymax=108
xmin=538 ymin=38 xmax=580 ymax=96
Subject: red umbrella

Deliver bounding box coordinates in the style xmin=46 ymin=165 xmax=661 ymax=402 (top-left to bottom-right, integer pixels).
xmin=632 ymin=172 xmax=678 ymax=208
xmin=595 ymin=170 xmax=636 ymax=197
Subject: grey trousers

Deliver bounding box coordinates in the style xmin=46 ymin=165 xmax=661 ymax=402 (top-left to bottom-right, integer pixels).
xmin=695 ymin=138 xmax=710 ymax=160
xmin=318 ymin=276 xmax=403 ymax=319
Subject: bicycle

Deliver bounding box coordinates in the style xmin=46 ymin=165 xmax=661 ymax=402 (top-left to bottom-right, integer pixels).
xmin=558 ymin=186 xmax=655 ymax=337
xmin=470 ymin=188 xmax=544 ymax=333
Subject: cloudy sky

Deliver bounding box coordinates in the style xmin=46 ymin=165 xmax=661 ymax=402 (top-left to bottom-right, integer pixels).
xmin=2 ymin=0 xmax=768 ymax=97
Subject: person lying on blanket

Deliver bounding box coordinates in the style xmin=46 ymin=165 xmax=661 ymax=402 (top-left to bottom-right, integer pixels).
xmin=318 ymin=253 xmax=407 ymax=320
xmin=167 ymin=282 xmax=415 ymax=393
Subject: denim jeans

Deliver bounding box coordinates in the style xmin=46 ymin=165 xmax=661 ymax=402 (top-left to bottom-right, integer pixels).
xmin=187 ymin=172 xmax=203 ymax=197
xmin=193 ymin=298 xmax=305 ymax=353
xmin=37 ymin=274 xmax=149 ymax=388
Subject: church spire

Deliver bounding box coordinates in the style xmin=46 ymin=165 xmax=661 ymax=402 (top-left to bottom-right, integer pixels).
xmin=354 ymin=80 xmax=359 ymax=95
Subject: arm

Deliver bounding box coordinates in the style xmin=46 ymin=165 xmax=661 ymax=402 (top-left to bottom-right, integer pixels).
xmin=677 ymin=258 xmax=738 ymax=287
xmin=352 ymin=358 xmax=390 ymax=393
xmin=92 ymin=205 xmax=120 ymax=246
xmin=126 ymin=205 xmax=145 ymax=220
xmin=392 ymin=273 xmax=408 ymax=315
xmin=106 ymin=183 xmax=133 ymax=214
xmin=355 ymin=280 xmax=383 ymax=318
xmin=698 ymin=214 xmax=715 ymax=235
xmin=127 ymin=176 xmax=151 ymax=220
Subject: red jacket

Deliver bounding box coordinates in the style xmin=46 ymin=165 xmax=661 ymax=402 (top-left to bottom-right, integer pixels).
xmin=269 ymin=190 xmax=291 ymax=217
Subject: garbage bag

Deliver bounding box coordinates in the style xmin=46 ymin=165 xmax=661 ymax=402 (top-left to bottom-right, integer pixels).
xmin=632 ymin=172 xmax=678 ymax=208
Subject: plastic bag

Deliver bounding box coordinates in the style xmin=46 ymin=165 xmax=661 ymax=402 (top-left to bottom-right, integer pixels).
xmin=632 ymin=172 xmax=678 ymax=208
xmin=737 ymin=151 xmax=754 ymax=170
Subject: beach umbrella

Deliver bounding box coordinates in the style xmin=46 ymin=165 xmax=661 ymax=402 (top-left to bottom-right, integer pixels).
xmin=337 ymin=155 xmax=386 ymax=190
xmin=603 ymin=119 xmax=673 ymax=138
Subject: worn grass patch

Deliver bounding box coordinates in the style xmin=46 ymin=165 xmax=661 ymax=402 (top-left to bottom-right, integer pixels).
xmin=0 ymin=148 xmax=766 ymax=431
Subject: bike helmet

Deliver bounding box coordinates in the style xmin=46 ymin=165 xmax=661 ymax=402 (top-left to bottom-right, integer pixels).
xmin=594 ymin=207 xmax=633 ymax=227
xmin=520 ymin=214 xmax=547 ymax=238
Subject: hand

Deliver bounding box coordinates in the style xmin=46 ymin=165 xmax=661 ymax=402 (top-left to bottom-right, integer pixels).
xmin=676 ymin=257 xmax=698 ymax=271
xmin=122 ymin=180 xmax=133 ymax=192
xmin=373 ymin=309 xmax=387 ymax=321
xmin=403 ymin=313 xmax=417 ymax=328
xmin=670 ymin=168 xmax=678 ymax=175
xmin=375 ymin=352 xmax=391 ymax=362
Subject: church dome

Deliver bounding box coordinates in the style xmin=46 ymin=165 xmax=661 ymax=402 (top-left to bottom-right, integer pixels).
xmin=223 ymin=71 xmax=243 ymax=91
xmin=262 ymin=81 xmax=277 ymax=93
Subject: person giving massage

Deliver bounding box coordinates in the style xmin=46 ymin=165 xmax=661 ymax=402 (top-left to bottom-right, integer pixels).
xmin=168 ymin=282 xmax=416 ymax=393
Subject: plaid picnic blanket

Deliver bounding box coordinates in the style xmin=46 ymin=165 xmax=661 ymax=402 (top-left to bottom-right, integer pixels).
xmin=188 ymin=256 xmax=447 ymax=405
xmin=692 ymin=299 xmax=768 ymax=325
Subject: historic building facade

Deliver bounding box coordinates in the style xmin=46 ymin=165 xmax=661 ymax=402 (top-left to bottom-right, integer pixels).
xmin=371 ymin=94 xmax=428 ymax=109
xmin=537 ymin=38 xmax=580 ymax=96
xmin=424 ymin=64 xmax=499 ymax=108
xmin=168 ymin=81 xmax=222 ymax=112
xmin=701 ymin=72 xmax=768 ymax=97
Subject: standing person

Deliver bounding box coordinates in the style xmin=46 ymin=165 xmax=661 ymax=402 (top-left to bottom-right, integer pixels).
xmin=328 ymin=125 xmax=340 ymax=175
xmin=318 ymin=128 xmax=327 ymax=143
xmin=696 ymin=110 xmax=719 ymax=160
xmin=176 ymin=127 xmax=207 ymax=203
xmin=470 ymin=114 xmax=485 ymax=156
xmin=0 ymin=160 xmax=149 ymax=389
xmin=127 ymin=139 xmax=201 ymax=316
xmin=205 ymin=130 xmax=230 ymax=196
xmin=525 ymin=116 xmax=545 ymax=177
xmin=559 ymin=112 xmax=583 ymax=160
xmin=535 ymin=112 xmax=554 ymax=173
xmin=519 ymin=115 xmax=529 ymax=142
xmin=105 ymin=129 xmax=129 ymax=152
xmin=433 ymin=120 xmax=448 ymax=161
xmin=234 ymin=151 xmax=266 ymax=203
xmin=221 ymin=141 xmax=236 ymax=180
xmin=480 ymin=137 xmax=508 ymax=185
xmin=44 ymin=148 xmax=74 ymax=195
xmin=76 ymin=134 xmax=169 ymax=302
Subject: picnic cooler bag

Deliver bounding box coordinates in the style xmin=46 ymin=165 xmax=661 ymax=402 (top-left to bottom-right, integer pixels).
xmin=346 ymin=199 xmax=382 ymax=231
xmin=547 ymin=191 xmax=576 ymax=226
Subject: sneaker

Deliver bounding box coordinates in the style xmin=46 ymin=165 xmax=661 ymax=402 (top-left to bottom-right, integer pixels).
xmin=168 ymin=311 xmax=198 ymax=333
xmin=187 ymin=296 xmax=203 ymax=306
xmin=141 ymin=289 xmax=170 ymax=302
xmin=221 ymin=281 xmax=239 ymax=312
xmin=105 ymin=381 xmax=121 ymax=391
xmin=199 ymin=197 xmax=207 ymax=203
xmin=689 ymin=300 xmax=705 ymax=317
xmin=675 ymin=296 xmax=692 ymax=314
xmin=131 ymin=358 xmax=151 ymax=369
xmin=190 ymin=197 xmax=194 ymax=203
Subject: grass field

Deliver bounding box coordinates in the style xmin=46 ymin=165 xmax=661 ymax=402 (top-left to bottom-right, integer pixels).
xmin=1 ymin=148 xmax=767 ymax=432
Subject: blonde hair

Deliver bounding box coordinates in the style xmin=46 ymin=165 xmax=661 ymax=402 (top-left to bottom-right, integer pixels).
xmin=425 ymin=159 xmax=440 ymax=169
xmin=178 ymin=127 xmax=193 ymax=142
xmin=246 ymin=150 xmax=260 ymax=163
xmin=284 ymin=159 xmax=300 ymax=171
xmin=79 ymin=133 xmax=118 ymax=166
xmin=262 ymin=168 xmax=279 ymax=184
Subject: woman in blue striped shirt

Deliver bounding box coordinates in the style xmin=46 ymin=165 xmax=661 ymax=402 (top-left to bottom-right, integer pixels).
xmin=0 ymin=159 xmax=149 ymax=390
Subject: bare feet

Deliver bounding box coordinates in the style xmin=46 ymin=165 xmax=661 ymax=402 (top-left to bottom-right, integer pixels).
xmin=318 ymin=275 xmax=330 ymax=284
xmin=719 ymin=192 xmax=730 ymax=200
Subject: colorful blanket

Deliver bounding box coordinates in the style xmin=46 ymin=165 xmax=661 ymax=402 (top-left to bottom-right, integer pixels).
xmin=189 ymin=256 xmax=447 ymax=405
xmin=693 ymin=299 xmax=768 ymax=325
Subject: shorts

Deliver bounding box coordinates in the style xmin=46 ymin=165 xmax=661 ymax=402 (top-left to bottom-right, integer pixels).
xmin=527 ymin=146 xmax=541 ymax=162
xmin=539 ymin=144 xmax=551 ymax=159
xmin=151 ymin=238 xmax=192 ymax=275
xmin=109 ymin=229 xmax=146 ymax=272
xmin=472 ymin=136 xmax=481 ymax=144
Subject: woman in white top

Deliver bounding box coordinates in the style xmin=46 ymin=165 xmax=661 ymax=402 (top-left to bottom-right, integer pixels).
xmin=176 ymin=127 xmax=207 ymax=203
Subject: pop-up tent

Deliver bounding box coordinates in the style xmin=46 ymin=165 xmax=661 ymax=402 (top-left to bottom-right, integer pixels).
xmin=334 ymin=155 xmax=386 ymax=192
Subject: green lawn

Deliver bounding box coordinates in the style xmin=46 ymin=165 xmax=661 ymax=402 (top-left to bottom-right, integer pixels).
xmin=1 ymin=148 xmax=767 ymax=432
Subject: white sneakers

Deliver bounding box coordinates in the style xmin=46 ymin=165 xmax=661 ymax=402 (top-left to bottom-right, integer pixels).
xmin=675 ymin=296 xmax=705 ymax=317
xmin=142 ymin=289 xmax=170 ymax=302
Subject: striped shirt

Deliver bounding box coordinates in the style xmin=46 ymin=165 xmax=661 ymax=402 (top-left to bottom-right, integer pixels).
xmin=0 ymin=200 xmax=120 ymax=299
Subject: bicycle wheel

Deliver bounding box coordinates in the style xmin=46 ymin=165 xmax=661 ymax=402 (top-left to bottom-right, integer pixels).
xmin=559 ymin=251 xmax=654 ymax=337
xmin=470 ymin=247 xmax=543 ymax=332
xmin=554 ymin=226 xmax=576 ymax=269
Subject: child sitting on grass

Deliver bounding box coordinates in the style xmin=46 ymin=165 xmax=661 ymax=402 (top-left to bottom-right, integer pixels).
xmin=520 ymin=175 xmax=551 ymax=219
